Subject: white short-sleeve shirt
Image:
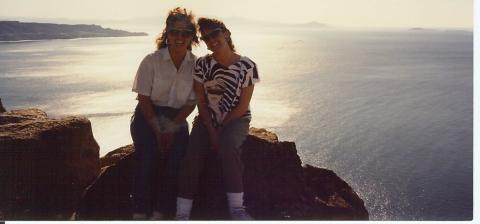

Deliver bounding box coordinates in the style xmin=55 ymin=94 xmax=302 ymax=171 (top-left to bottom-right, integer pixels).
xmin=132 ymin=47 xmax=197 ymax=108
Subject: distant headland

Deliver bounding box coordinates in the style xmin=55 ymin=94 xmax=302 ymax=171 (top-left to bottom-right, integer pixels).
xmin=0 ymin=21 xmax=148 ymax=41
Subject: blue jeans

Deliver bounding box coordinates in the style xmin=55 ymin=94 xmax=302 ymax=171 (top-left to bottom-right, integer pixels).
xmin=130 ymin=105 xmax=189 ymax=216
xmin=178 ymin=116 xmax=250 ymax=199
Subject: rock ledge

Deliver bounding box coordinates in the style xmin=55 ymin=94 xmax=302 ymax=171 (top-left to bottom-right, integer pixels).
xmin=76 ymin=128 xmax=368 ymax=220
xmin=0 ymin=104 xmax=368 ymax=220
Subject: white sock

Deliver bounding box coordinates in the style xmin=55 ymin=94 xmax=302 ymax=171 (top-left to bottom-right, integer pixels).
xmin=176 ymin=197 xmax=193 ymax=218
xmin=227 ymin=192 xmax=245 ymax=210
xmin=132 ymin=213 xmax=147 ymax=220
xmin=150 ymin=211 xmax=164 ymax=219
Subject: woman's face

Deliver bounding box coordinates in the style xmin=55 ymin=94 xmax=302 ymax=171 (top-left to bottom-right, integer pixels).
xmin=167 ymin=20 xmax=193 ymax=51
xmin=201 ymin=28 xmax=228 ymax=52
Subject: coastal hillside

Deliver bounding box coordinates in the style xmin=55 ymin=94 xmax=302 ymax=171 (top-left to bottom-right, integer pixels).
xmin=0 ymin=21 xmax=147 ymax=41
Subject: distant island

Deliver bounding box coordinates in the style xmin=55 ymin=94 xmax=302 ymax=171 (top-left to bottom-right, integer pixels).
xmin=295 ymin=21 xmax=328 ymax=28
xmin=409 ymin=27 xmax=435 ymax=31
xmin=0 ymin=21 xmax=148 ymax=41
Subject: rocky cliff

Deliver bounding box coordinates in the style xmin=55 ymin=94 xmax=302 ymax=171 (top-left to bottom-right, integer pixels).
xmin=0 ymin=102 xmax=368 ymax=220
xmin=0 ymin=21 xmax=148 ymax=41
xmin=75 ymin=128 xmax=368 ymax=220
xmin=0 ymin=107 xmax=100 ymax=219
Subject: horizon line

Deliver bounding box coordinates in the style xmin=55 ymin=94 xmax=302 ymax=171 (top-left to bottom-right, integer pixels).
xmin=0 ymin=16 xmax=473 ymax=31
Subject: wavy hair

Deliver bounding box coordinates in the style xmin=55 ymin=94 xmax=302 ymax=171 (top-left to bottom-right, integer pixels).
xmin=156 ymin=7 xmax=199 ymax=50
xmin=197 ymin=17 xmax=236 ymax=52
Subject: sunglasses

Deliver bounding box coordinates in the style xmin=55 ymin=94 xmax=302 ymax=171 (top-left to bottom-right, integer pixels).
xmin=200 ymin=28 xmax=223 ymax=42
xmin=168 ymin=28 xmax=193 ymax=38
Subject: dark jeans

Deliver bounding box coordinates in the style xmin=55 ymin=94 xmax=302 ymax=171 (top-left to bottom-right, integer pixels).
xmin=130 ymin=105 xmax=189 ymax=216
xmin=178 ymin=116 xmax=250 ymax=199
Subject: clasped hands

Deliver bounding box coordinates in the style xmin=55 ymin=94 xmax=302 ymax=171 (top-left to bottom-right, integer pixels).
xmin=149 ymin=116 xmax=183 ymax=153
xmin=206 ymin=123 xmax=223 ymax=151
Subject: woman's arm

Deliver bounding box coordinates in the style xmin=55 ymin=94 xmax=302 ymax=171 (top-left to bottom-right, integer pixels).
xmin=137 ymin=94 xmax=158 ymax=127
xmin=194 ymin=81 xmax=220 ymax=150
xmin=221 ymin=85 xmax=254 ymax=126
xmin=137 ymin=94 xmax=171 ymax=151
xmin=172 ymin=104 xmax=196 ymax=125
xmin=194 ymin=81 xmax=213 ymax=126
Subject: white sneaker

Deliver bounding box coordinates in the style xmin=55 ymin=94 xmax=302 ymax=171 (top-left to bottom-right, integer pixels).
xmin=132 ymin=213 xmax=147 ymax=220
xmin=230 ymin=207 xmax=253 ymax=220
xmin=150 ymin=211 xmax=165 ymax=220
xmin=174 ymin=213 xmax=190 ymax=220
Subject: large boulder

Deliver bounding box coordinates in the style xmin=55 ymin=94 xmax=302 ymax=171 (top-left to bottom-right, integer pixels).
xmin=0 ymin=98 xmax=6 ymax=113
xmin=0 ymin=108 xmax=101 ymax=219
xmin=75 ymin=128 xmax=369 ymax=220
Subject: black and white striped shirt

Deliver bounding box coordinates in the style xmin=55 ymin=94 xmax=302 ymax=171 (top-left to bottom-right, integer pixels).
xmin=193 ymin=54 xmax=260 ymax=126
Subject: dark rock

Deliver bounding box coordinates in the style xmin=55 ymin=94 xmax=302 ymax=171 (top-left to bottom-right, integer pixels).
xmin=0 ymin=98 xmax=6 ymax=113
xmin=0 ymin=108 xmax=47 ymax=125
xmin=0 ymin=109 xmax=101 ymax=219
xmin=100 ymin=144 xmax=133 ymax=169
xmin=0 ymin=106 xmax=368 ymax=220
xmin=75 ymin=128 xmax=369 ymax=220
xmin=303 ymin=165 xmax=369 ymax=219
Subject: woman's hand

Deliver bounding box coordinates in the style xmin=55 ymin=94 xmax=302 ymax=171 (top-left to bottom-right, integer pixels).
xmin=137 ymin=94 xmax=172 ymax=153
xmin=153 ymin=131 xmax=174 ymax=153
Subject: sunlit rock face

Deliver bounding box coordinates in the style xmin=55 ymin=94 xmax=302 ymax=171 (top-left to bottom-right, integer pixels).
xmin=76 ymin=128 xmax=369 ymax=220
xmin=0 ymin=107 xmax=100 ymax=220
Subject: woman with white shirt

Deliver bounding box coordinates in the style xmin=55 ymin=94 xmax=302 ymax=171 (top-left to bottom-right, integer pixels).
xmin=130 ymin=7 xmax=198 ymax=220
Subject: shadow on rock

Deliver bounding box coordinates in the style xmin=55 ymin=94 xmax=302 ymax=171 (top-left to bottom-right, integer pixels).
xmin=74 ymin=128 xmax=369 ymax=220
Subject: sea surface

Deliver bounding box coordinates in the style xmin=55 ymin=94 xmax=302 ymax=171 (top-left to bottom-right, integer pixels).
xmin=0 ymin=27 xmax=473 ymax=220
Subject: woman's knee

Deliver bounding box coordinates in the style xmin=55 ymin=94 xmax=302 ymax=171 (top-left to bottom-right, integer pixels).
xmin=219 ymin=118 xmax=250 ymax=149
xmin=217 ymin=145 xmax=243 ymax=171
xmin=131 ymin=116 xmax=156 ymax=149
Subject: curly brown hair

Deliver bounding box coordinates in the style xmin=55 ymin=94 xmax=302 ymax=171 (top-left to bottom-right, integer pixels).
xmin=197 ymin=17 xmax=236 ymax=52
xmin=156 ymin=7 xmax=199 ymax=50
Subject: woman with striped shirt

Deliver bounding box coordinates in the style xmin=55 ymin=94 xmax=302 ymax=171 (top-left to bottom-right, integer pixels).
xmin=175 ymin=17 xmax=259 ymax=220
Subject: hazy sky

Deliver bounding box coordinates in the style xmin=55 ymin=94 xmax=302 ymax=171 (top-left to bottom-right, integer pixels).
xmin=0 ymin=0 xmax=473 ymax=28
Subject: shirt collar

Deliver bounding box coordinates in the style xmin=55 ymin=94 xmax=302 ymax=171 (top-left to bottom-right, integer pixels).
xmin=161 ymin=47 xmax=194 ymax=62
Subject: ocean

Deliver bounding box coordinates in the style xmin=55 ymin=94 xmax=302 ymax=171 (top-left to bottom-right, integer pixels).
xmin=0 ymin=27 xmax=473 ymax=220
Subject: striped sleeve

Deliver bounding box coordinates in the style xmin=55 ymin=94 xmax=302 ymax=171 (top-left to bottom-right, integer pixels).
xmin=193 ymin=57 xmax=205 ymax=83
xmin=241 ymin=57 xmax=260 ymax=88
